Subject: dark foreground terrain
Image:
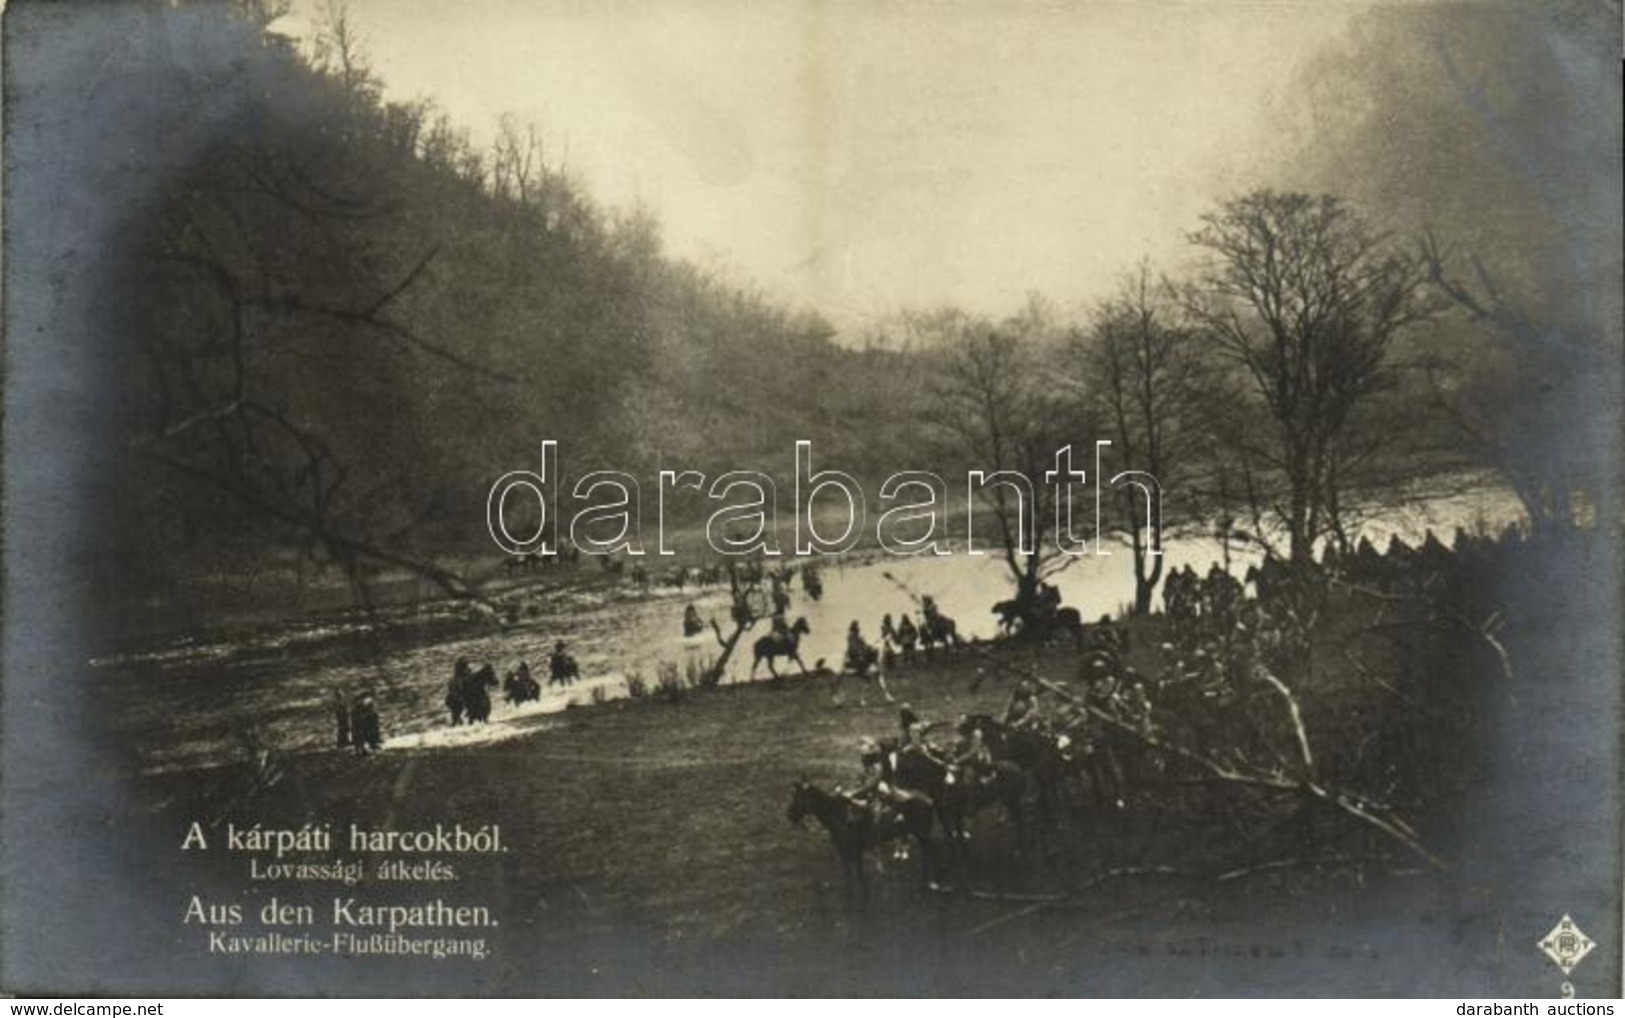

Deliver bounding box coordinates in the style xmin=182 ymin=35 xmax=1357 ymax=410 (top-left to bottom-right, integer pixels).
xmin=119 ymin=547 xmax=1621 ymax=996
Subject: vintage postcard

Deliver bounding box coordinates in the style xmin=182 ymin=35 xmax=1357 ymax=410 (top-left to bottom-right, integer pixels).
xmin=2 ymin=0 xmax=1620 ymax=997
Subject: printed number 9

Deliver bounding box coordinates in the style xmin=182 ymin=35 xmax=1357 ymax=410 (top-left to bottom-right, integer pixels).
xmin=1561 ymin=981 xmax=1575 ymax=999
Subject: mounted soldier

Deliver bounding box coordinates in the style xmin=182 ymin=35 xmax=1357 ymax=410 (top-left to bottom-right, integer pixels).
xmin=845 ymin=620 xmax=880 ymax=676
xmin=682 ymin=603 xmax=705 ymax=638
xmin=548 ymin=641 xmax=581 ymax=686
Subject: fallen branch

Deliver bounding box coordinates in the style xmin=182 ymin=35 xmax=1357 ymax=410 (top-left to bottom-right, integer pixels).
xmin=881 ymin=570 xmax=1448 ymax=873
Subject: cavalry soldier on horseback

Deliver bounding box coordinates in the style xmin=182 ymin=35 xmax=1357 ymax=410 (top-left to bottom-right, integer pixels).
xmin=801 ymin=564 xmax=824 ymax=601
xmin=895 ymin=613 xmax=919 ymax=660
xmin=351 ymin=692 xmax=382 ymax=754
xmin=845 ymin=621 xmax=879 ymax=676
xmin=1063 ymin=673 xmax=1128 ymax=809
xmin=844 ymin=737 xmax=932 ymax=854
xmin=947 ymin=715 xmax=993 ymax=786
xmin=897 ymin=704 xmax=926 ymax=750
xmin=769 ymin=608 xmax=792 ymax=641
xmin=504 ymin=661 xmax=541 ymax=704
xmin=1118 ymin=675 xmax=1153 ymax=736
xmin=1083 ymin=657 xmax=1123 ymax=714
xmin=682 ymin=603 xmax=705 ymax=638
xmin=331 ymin=688 xmax=351 ymax=750
xmin=548 ymin=641 xmax=580 ymax=686
xmin=446 ymin=658 xmax=472 ymax=725
xmin=1002 ymin=680 xmax=1044 ymax=730
xmin=846 ymin=737 xmax=901 ymax=828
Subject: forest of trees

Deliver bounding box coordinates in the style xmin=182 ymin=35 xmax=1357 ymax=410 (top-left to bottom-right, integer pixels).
xmin=69 ymin=0 xmax=1617 ymax=637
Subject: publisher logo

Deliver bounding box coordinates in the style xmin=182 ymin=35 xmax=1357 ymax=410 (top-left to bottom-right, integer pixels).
xmin=1538 ymin=914 xmax=1595 ymax=976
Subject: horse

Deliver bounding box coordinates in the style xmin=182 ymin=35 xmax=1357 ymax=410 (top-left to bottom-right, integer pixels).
xmin=964 ymin=714 xmax=1068 ymax=828
xmin=1048 ymin=606 xmax=1087 ymax=650
xmin=548 ymin=651 xmax=581 ymax=687
xmin=449 ymin=664 xmax=498 ymax=724
xmin=752 ymin=617 xmax=810 ymax=678
xmin=1056 ymin=716 xmax=1127 ymax=811
xmin=895 ymin=616 xmax=919 ymax=662
xmin=503 ymin=665 xmax=541 ymax=706
xmin=991 ymin=599 xmax=1023 ymax=637
xmin=786 ymin=780 xmax=940 ymax=900
xmin=886 ymin=742 xmax=1027 ymax=868
xmin=834 ymin=641 xmax=892 ymax=705
xmin=919 ymin=612 xmax=963 ymax=656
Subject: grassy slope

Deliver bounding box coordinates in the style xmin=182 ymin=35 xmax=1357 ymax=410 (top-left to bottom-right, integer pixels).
xmin=141 ymin=595 xmax=1509 ymax=995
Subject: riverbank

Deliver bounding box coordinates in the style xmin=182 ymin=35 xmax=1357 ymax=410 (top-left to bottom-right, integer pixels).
xmin=132 ymin=590 xmax=1517 ymax=994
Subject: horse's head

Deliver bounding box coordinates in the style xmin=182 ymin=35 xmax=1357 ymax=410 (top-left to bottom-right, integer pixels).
xmin=792 ymin=617 xmax=810 ymax=636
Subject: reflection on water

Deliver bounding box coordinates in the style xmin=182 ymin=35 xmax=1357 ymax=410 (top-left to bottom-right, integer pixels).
xmin=96 ymin=486 xmax=1520 ymax=773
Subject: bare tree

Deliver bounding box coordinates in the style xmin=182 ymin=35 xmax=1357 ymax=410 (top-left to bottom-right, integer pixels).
xmin=1182 ymin=191 xmax=1429 ymax=566
xmin=1069 ymin=260 xmax=1206 ymax=614
xmin=930 ymin=308 xmax=1088 ymax=609
xmin=1420 ymin=233 xmax=1612 ymax=535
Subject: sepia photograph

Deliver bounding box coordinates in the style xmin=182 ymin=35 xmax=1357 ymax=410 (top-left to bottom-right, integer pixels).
xmin=2 ymin=0 xmax=1621 ymax=997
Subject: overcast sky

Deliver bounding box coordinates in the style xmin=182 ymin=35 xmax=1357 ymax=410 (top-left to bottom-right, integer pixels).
xmin=286 ymin=0 xmax=1362 ymax=336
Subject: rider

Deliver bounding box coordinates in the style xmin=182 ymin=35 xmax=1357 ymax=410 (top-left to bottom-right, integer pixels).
xmin=948 ymin=715 xmax=993 ymax=786
xmin=802 ymin=564 xmax=823 ymax=599
xmin=1118 ymin=675 xmax=1154 ymax=736
xmin=350 ymin=692 xmax=382 ymax=755
xmin=1002 ymin=680 xmax=1044 ymax=730
xmin=1038 ymin=582 xmax=1063 ymax=618
xmin=847 ymin=737 xmax=899 ymax=826
xmin=446 ymin=658 xmax=471 ymax=725
xmin=331 ymin=688 xmax=352 ymax=749
xmin=845 ymin=621 xmax=877 ymax=675
xmin=1084 ymin=658 xmax=1122 ymax=715
xmin=682 ymin=603 xmax=705 ymax=638
xmin=770 ymin=609 xmax=792 ymax=641
xmin=897 ymin=704 xmax=934 ymax=756
xmin=549 ymin=641 xmax=577 ymax=685
xmin=896 ymin=613 xmax=919 ymax=650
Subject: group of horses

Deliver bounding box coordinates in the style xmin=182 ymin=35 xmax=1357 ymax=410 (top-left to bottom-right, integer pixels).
xmin=748 ymin=599 xmax=971 ymax=683
xmin=879 ymin=605 xmax=965 ymax=663
xmin=786 ymin=695 xmax=1134 ymax=900
xmin=629 ymin=562 xmax=728 ymax=592
xmin=444 ymin=661 xmax=500 ymax=725
xmin=989 ymin=584 xmax=1091 ymax=650
xmin=501 ymin=542 xmax=584 ymax=575
xmin=443 ymin=650 xmax=583 ymax=724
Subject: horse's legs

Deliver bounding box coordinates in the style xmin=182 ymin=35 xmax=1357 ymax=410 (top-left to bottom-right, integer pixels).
xmin=874 ymin=672 xmax=894 ymax=704
xmin=1007 ymin=792 xmax=1028 ymax=852
xmin=940 ymin=808 xmax=971 ymax=879
xmin=843 ymin=850 xmax=867 ymax=904
xmin=1102 ymin=747 xmax=1125 ymax=807
xmin=915 ymin=831 xmax=939 ymax=890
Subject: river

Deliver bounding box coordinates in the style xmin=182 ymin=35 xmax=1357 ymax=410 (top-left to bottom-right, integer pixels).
xmin=93 ymin=483 xmax=1521 ymax=774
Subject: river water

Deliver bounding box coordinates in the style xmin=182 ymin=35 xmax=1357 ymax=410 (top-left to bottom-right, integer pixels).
xmin=94 ymin=484 xmax=1520 ymax=774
